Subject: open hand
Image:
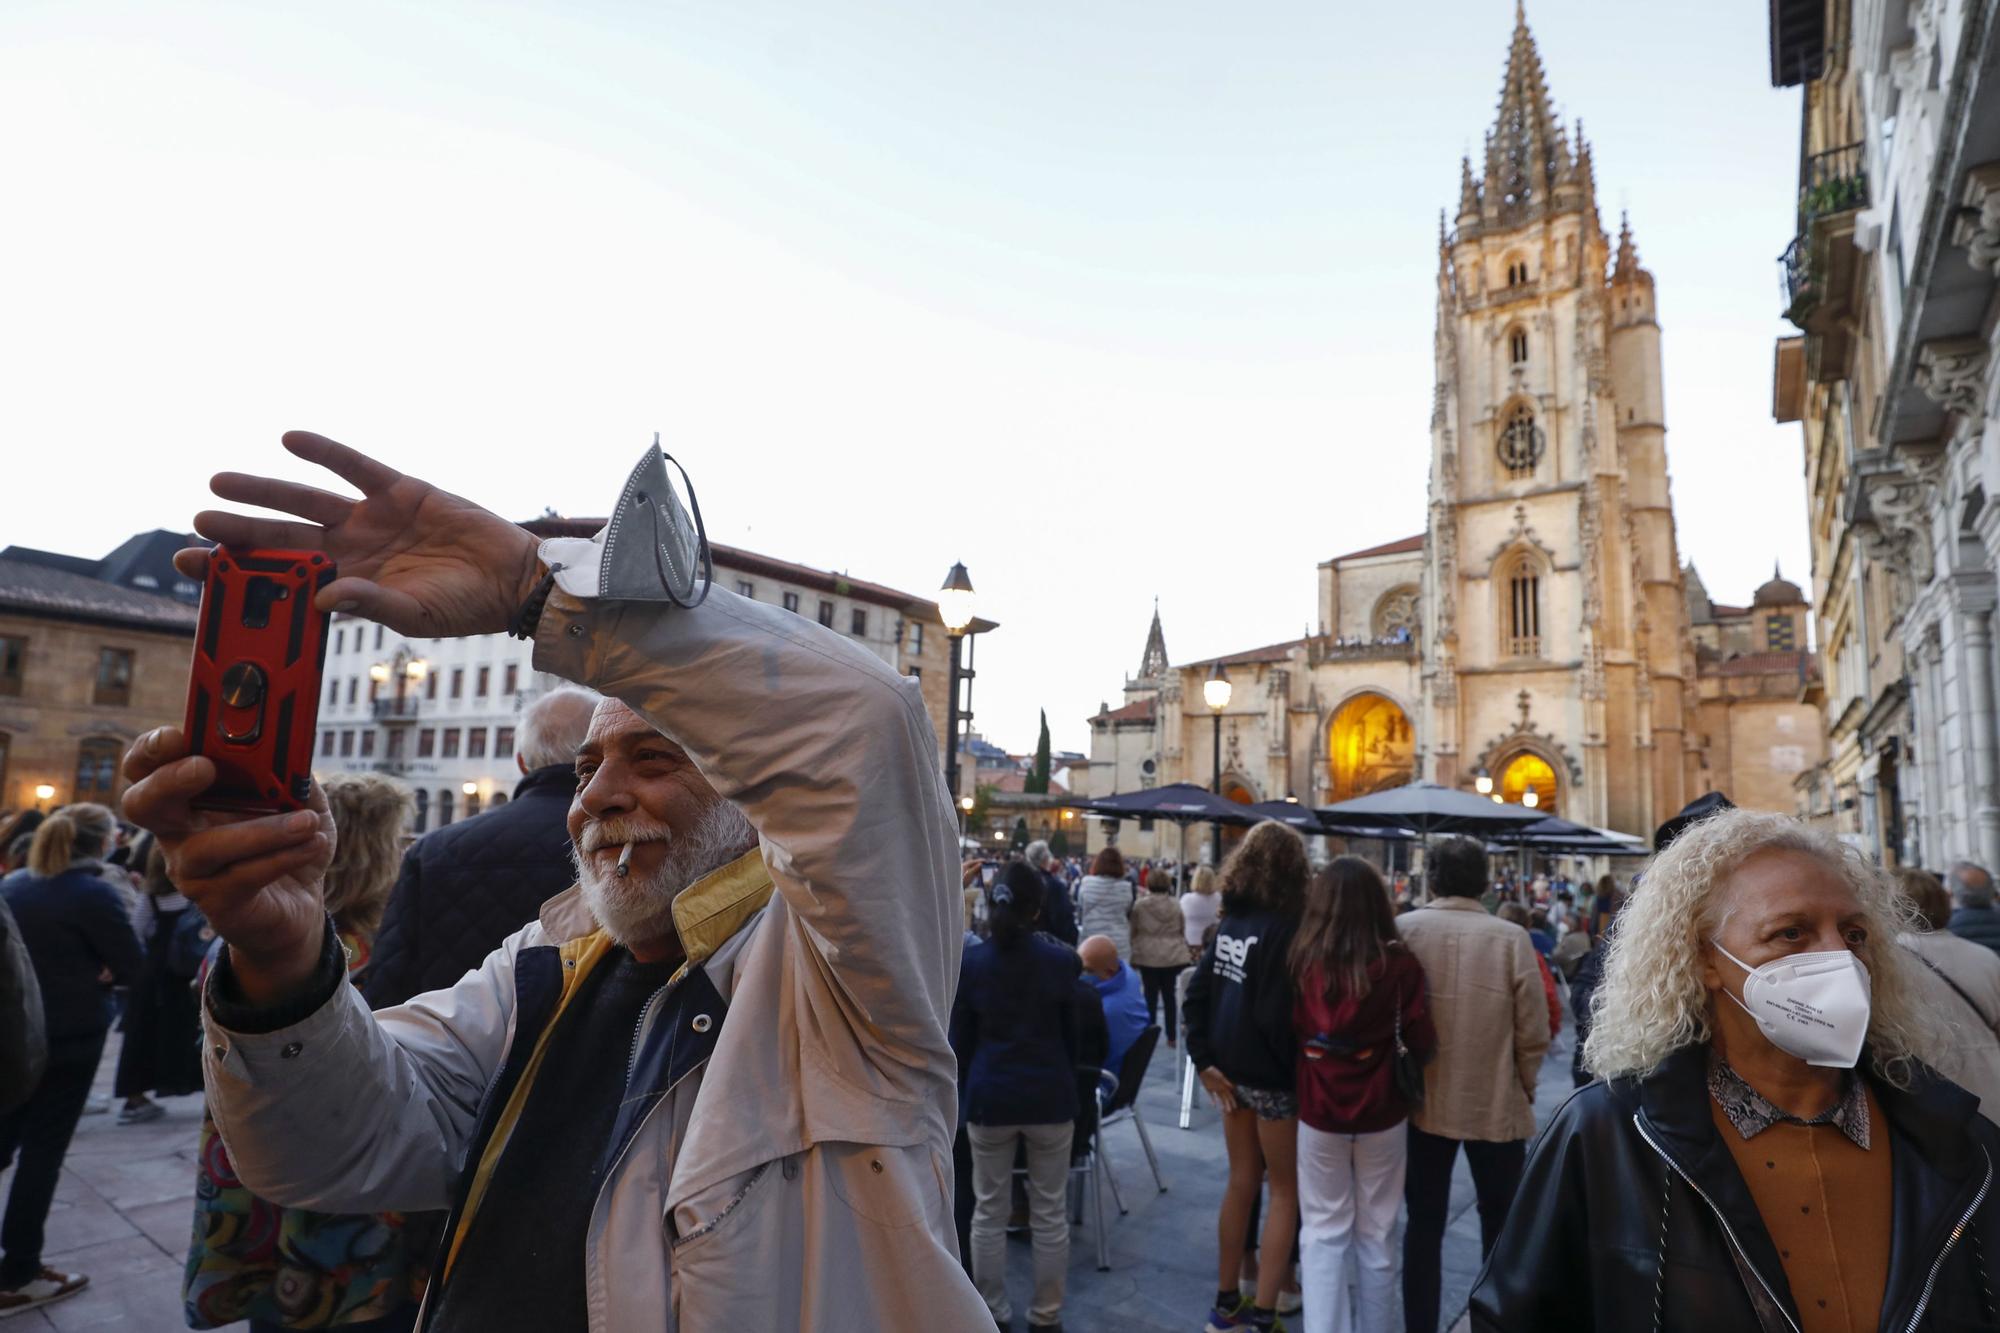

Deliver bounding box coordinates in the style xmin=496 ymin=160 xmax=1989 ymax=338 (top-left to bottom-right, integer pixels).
xmin=120 ymin=727 xmax=334 ymax=1004
xmin=177 ymin=431 xmax=544 ymax=639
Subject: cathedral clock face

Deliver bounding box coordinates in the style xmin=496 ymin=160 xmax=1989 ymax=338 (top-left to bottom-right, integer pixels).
xmin=1498 ymin=409 xmax=1545 ymax=475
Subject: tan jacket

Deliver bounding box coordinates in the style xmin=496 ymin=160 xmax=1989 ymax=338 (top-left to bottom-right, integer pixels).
xmin=1129 ymin=893 xmax=1189 ymax=968
xmin=1396 ymin=897 xmax=1549 ymax=1142
xmin=202 ymin=547 xmax=988 ymax=1330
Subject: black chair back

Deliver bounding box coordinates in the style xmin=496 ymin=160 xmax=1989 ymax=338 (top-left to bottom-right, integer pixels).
xmin=1102 ymin=1024 xmax=1161 ymax=1117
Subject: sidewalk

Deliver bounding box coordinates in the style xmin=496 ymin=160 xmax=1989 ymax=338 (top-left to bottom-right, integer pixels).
xmin=4 ymin=1029 xmax=1571 ymax=1331
xmin=0 ymin=1034 xmax=222 ymax=1330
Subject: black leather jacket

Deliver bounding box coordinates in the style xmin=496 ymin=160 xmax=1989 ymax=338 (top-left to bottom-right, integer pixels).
xmin=1471 ymin=1044 xmax=2000 ymax=1332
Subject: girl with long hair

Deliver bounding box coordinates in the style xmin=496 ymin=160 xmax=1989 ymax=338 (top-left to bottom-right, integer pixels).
xmin=1184 ymin=821 xmax=1311 ymax=1332
xmin=1288 ymin=857 xmax=1433 ymax=1333
xmin=949 ymin=862 xmax=1082 ymax=1332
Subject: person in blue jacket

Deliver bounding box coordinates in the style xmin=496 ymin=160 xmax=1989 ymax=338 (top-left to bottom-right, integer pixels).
xmin=951 ymin=862 xmax=1081 ymax=1333
xmin=0 ymin=804 xmax=142 ymax=1319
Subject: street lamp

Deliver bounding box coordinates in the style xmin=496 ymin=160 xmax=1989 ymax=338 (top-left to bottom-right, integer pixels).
xmin=33 ymin=783 xmax=55 ymax=809
xmin=1204 ymin=661 xmax=1233 ymax=863
xmin=461 ymin=781 xmax=478 ymax=797
xmin=1523 ymin=789 xmax=1540 ymax=809
xmin=1474 ymin=766 xmax=1493 ymax=796
xmin=958 ymin=793 xmax=974 ymax=836
xmin=939 ymin=562 xmax=976 ymax=804
xmin=368 ymin=662 xmax=391 ymax=685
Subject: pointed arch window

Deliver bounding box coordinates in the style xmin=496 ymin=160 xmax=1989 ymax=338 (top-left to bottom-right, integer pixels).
xmin=1505 ymin=258 xmax=1530 ymax=287
xmin=1505 ymin=558 xmax=1543 ymax=659
xmin=1497 ymin=403 xmax=1544 ymax=479
xmin=1508 ymin=327 xmax=1529 ymax=365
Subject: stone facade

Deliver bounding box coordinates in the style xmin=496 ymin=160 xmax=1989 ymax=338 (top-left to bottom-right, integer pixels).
xmin=1087 ymin=10 xmax=1809 ymax=861
xmin=1771 ymin=0 xmax=2000 ymax=867
xmin=0 ymin=558 xmax=198 ymax=814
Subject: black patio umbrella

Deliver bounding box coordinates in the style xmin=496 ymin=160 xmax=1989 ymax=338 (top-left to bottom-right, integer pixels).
xmin=1316 ymin=781 xmax=1546 ymax=838
xmin=1241 ymin=800 xmax=1328 ymax=834
xmin=1076 ymin=783 xmax=1266 ymax=827
xmin=1502 ymin=816 xmax=1652 ymax=857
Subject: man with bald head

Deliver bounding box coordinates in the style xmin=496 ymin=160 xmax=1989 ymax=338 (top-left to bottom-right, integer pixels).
xmin=120 ymin=433 xmax=988 ymax=1331
xmin=1080 ymin=934 xmax=1150 ymax=1073
xmin=366 ymin=684 xmax=601 ymax=1007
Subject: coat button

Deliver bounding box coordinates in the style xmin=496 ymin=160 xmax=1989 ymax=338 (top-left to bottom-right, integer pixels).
xmin=280 ymin=1042 xmax=303 ymax=1059
xmin=567 ymin=623 xmax=585 ymax=638
xmin=691 ymin=1014 xmax=713 ymax=1033
xmin=869 ymin=1158 xmax=883 ymax=1174
xmin=212 ymin=1044 xmax=227 ymax=1060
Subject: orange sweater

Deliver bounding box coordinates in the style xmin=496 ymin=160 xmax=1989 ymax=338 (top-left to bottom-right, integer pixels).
xmin=1709 ymin=1086 xmax=1892 ymax=1333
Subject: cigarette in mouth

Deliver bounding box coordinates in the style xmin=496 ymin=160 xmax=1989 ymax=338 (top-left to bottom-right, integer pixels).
xmin=615 ymin=842 xmax=635 ymax=878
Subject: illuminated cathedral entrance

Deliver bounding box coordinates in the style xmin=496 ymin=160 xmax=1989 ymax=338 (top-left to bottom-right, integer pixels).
xmin=1326 ymin=693 xmax=1416 ymax=802
xmin=1496 ymin=752 xmax=1558 ymax=815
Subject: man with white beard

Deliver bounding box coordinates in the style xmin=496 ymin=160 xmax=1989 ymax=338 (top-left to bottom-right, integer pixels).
xmin=120 ymin=431 xmax=989 ymax=1332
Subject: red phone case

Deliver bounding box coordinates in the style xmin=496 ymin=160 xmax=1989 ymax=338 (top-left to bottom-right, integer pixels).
xmin=184 ymin=547 xmax=336 ymax=813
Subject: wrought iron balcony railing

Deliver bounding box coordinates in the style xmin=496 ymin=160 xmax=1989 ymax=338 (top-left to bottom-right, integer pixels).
xmin=372 ymin=696 xmax=421 ymax=721
xmin=1780 ymin=143 xmax=1868 ymax=315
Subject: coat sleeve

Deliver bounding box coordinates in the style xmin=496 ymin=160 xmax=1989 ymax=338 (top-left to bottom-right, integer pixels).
xmin=202 ymin=926 xmax=529 ymax=1213
xmin=1182 ymin=941 xmax=1218 ymax=1071
xmin=1467 ymin=1094 xmax=1597 ymax=1331
xmin=1401 ymin=954 xmax=1438 ymax=1061
xmin=81 ymin=881 xmax=144 ymax=986
xmin=1510 ymin=932 xmax=1552 ymax=1096
xmin=362 ymin=844 xmax=424 ymax=1009
xmin=532 ymin=578 xmax=962 ymax=1090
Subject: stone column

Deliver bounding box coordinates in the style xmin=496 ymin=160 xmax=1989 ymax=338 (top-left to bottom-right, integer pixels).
xmin=1960 ymin=597 xmax=2000 ymax=872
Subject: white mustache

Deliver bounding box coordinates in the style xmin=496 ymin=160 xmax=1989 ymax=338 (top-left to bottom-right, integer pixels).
xmin=578 ymin=818 xmax=674 ymax=854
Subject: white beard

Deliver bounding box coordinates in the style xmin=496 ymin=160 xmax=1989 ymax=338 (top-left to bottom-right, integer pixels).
xmin=575 ymin=799 xmax=758 ymax=948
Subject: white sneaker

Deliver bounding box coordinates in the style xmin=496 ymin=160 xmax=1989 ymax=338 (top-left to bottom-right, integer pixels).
xmin=80 ymin=1094 xmax=112 ymax=1116
xmin=0 ymin=1267 xmax=88 ymax=1318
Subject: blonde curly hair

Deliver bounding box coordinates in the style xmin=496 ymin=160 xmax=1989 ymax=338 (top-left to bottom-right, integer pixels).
xmin=1583 ymin=807 xmax=1938 ymax=1087
xmin=321 ymin=773 xmax=412 ymax=941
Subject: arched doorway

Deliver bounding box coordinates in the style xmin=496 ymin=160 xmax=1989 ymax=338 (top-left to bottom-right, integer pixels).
xmin=1497 ymin=752 xmax=1558 ymax=815
xmin=1326 ymin=693 xmax=1415 ymax=802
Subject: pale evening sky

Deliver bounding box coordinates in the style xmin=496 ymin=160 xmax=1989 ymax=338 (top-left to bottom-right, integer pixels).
xmin=0 ymin=0 xmax=1806 ymax=758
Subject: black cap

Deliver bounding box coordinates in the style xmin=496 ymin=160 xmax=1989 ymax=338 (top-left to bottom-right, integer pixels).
xmin=1654 ymin=791 xmax=1735 ymax=853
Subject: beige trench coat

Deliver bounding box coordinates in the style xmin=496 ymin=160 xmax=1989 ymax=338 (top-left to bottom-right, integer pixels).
xmin=1396 ymin=896 xmax=1550 ymax=1142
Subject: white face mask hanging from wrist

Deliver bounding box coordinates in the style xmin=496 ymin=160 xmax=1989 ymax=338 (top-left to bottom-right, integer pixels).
xmin=1712 ymin=941 xmax=1873 ymax=1069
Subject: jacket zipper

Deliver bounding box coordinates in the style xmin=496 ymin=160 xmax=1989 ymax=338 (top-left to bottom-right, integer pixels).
xmin=1904 ymin=1145 xmax=1992 ymax=1331
xmin=1632 ymin=1113 xmax=1802 ymax=1333
xmin=626 ymin=985 xmax=669 ymax=1086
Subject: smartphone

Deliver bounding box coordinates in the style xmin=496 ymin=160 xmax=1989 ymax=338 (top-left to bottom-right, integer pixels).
xmin=183 ymin=546 xmax=336 ymax=813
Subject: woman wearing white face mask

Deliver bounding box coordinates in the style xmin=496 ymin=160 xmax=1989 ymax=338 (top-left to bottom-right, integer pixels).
xmin=1469 ymin=806 xmax=2000 ymax=1333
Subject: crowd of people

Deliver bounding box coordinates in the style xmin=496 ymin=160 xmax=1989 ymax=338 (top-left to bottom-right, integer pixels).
xmin=5 ymin=435 xmax=2000 ymax=1331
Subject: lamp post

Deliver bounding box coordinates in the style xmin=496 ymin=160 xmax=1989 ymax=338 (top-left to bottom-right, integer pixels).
xmin=1474 ymin=766 xmax=1493 ymax=796
xmin=959 ymin=794 xmax=975 ymax=839
xmin=938 ymin=562 xmax=977 ymax=804
xmin=1203 ymin=661 xmax=1233 ymax=864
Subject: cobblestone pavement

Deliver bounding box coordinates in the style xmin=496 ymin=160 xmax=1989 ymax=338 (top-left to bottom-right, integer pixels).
xmin=2 ymin=1026 xmax=1576 ymax=1331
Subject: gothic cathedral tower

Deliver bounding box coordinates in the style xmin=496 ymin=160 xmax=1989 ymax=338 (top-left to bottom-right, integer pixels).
xmin=1420 ymin=7 xmax=1696 ymax=835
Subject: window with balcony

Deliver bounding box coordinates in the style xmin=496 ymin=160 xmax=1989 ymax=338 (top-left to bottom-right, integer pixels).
xmin=476 ymin=666 xmax=490 ymax=697
xmin=418 ymin=728 xmax=436 ymax=758
xmin=75 ymin=737 xmax=120 ymax=802
xmin=468 ymin=728 xmax=487 ymax=759
xmin=93 ymin=648 xmax=134 ymax=706
xmin=0 ymin=635 xmax=24 ymax=697
xmin=442 ymin=729 xmax=461 ymax=758
xmin=1505 ymin=559 xmax=1543 ymax=658
xmin=495 ymin=726 xmax=515 ymax=759
xmin=851 ymin=608 xmax=867 ymax=635
xmin=386 ymin=728 xmax=405 ymax=759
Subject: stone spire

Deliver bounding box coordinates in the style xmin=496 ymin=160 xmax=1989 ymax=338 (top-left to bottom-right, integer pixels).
xmin=1138 ymin=599 xmax=1170 ymax=682
xmin=1458 ymin=155 xmax=1481 ymax=225
xmin=1482 ymin=4 xmax=1565 ymax=222
xmin=1612 ymin=211 xmax=1644 ymax=282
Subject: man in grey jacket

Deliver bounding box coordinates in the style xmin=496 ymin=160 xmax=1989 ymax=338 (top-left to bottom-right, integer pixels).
xmin=121 ymin=431 xmax=989 ymax=1332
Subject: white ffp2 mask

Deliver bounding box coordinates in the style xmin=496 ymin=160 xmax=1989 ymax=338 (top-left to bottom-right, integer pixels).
xmin=1713 ymin=942 xmax=1872 ymax=1069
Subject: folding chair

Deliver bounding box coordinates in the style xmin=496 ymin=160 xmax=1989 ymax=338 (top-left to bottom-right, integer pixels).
xmin=1097 ymin=1024 xmax=1168 ymax=1209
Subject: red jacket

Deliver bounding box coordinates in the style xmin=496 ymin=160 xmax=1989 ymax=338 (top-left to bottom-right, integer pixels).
xmin=1292 ymin=947 xmax=1436 ymax=1134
